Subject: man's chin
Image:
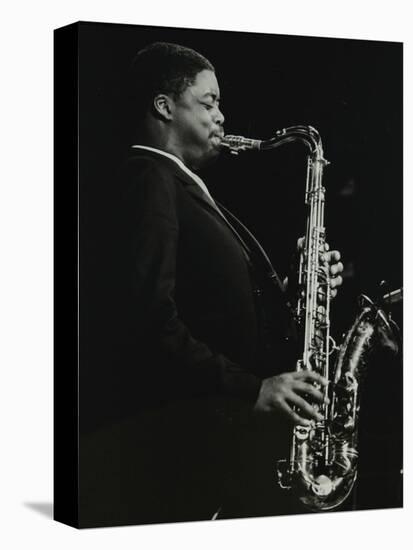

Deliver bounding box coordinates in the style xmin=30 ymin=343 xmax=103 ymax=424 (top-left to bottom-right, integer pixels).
xmin=203 ymin=145 xmax=222 ymax=167
xmin=190 ymin=146 xmax=221 ymax=171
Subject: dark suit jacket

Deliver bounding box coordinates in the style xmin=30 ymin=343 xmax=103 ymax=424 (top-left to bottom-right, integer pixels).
xmin=79 ymin=147 xmax=293 ymax=526
xmin=116 ymin=148 xmax=270 ymax=402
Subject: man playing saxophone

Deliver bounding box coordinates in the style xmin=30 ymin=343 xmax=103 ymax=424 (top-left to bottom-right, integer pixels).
xmin=86 ymin=41 xmax=344 ymax=525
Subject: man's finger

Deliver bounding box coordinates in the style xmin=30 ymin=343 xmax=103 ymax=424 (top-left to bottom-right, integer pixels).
xmin=330 ymin=275 xmax=343 ymax=288
xmin=330 ymin=261 xmax=344 ymax=276
xmin=288 ymin=394 xmax=324 ymax=421
xmin=293 ymin=370 xmax=328 ymax=386
xmin=294 ymin=381 xmax=327 ymax=404
xmin=297 ymin=236 xmax=305 ymax=251
xmin=327 ymin=250 xmax=341 ymax=263
xmin=282 ymin=403 xmax=313 ymax=426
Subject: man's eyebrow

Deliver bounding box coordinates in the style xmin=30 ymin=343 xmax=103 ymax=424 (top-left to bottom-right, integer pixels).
xmin=201 ymin=92 xmax=220 ymax=101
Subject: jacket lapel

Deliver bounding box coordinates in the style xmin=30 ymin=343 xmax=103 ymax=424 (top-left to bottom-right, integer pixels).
xmin=129 ymin=147 xmax=220 ymax=211
xmin=176 ymin=174 xmax=224 ymax=217
xmin=128 ymin=147 xmax=251 ymax=256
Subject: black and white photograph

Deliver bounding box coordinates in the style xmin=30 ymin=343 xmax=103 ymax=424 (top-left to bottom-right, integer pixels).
xmin=54 ymin=21 xmax=403 ymax=528
xmin=1 ymin=2 xmax=409 ymax=548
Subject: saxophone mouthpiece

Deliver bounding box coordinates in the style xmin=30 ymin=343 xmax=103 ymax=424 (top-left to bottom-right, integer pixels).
xmin=221 ymin=135 xmax=262 ymax=155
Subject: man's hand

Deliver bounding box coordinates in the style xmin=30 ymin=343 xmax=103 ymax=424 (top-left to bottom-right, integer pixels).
xmin=297 ymin=237 xmax=344 ymax=299
xmin=323 ymin=246 xmax=344 ymax=299
xmin=253 ymin=371 xmax=328 ymax=425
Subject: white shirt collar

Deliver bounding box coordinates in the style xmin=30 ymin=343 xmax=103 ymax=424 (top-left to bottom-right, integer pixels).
xmin=131 ymin=145 xmax=215 ymax=202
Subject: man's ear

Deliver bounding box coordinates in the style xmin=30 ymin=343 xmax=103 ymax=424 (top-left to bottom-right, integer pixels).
xmin=153 ymin=94 xmax=174 ymax=121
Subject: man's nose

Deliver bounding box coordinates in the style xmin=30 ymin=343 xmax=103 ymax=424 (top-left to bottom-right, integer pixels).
xmin=215 ymin=107 xmax=225 ymax=125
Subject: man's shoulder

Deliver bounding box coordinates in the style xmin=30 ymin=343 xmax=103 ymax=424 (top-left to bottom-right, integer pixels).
xmin=125 ymin=148 xmax=176 ymax=176
xmin=120 ymin=148 xmax=180 ymax=191
xmin=123 ymin=148 xmax=195 ymax=191
xmin=119 ymin=149 xmax=185 ymax=209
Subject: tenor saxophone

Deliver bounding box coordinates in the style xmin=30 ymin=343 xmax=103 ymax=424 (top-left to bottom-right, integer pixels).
xmin=221 ymin=127 xmax=399 ymax=511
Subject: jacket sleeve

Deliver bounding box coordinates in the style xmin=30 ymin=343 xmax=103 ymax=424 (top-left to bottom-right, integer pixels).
xmin=122 ymin=158 xmax=262 ymax=405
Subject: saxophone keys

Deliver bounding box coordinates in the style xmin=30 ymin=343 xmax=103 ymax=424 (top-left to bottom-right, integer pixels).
xmin=294 ymin=425 xmax=312 ymax=440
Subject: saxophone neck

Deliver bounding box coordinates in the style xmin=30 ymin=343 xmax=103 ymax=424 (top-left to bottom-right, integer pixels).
xmin=221 ymin=125 xmax=328 ymax=163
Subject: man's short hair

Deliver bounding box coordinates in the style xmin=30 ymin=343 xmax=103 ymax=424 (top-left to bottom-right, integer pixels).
xmin=129 ymin=42 xmax=215 ymax=118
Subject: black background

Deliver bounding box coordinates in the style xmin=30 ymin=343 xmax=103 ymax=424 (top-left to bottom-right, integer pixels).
xmin=78 ymin=22 xmax=403 ymax=513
